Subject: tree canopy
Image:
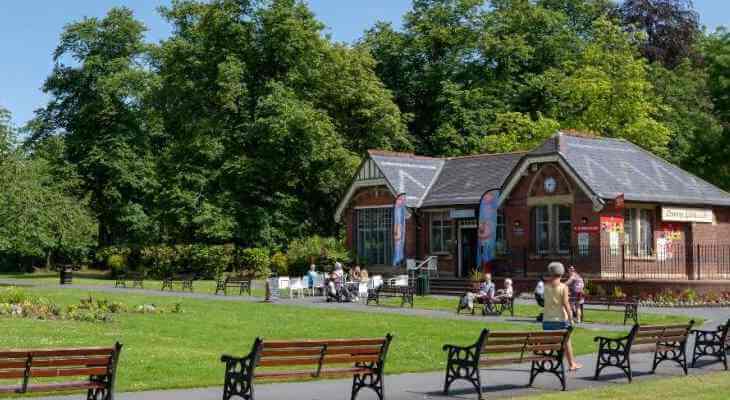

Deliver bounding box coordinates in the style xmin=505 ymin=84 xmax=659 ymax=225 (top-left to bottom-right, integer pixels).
xmin=9 ymin=0 xmax=729 ymax=269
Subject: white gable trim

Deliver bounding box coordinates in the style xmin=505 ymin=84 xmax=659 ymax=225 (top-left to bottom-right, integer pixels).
xmin=497 ymin=154 xmax=605 ymax=212
xmin=334 ymin=157 xmax=399 ymax=222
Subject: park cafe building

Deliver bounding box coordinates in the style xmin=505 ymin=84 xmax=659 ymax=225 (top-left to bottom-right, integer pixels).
xmin=334 ymin=132 xmax=730 ymax=295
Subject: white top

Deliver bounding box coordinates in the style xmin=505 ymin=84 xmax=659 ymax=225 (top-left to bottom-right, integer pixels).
xmin=535 ymin=281 xmax=545 ymax=296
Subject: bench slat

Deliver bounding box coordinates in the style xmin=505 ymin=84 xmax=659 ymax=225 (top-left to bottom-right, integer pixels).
xmin=480 ymin=355 xmax=554 ymax=366
xmin=21 ymin=366 xmax=109 ymax=378
xmin=262 ymin=339 xmax=385 ymax=348
xmin=0 ymin=356 xmax=111 ymax=370
xmin=0 ymin=381 xmax=104 ymax=394
xmin=255 ymin=367 xmax=372 ymax=380
xmin=487 ymin=331 xmax=567 ymax=338
xmin=261 ymin=346 xmax=381 ymax=357
xmin=484 ymin=344 xmax=562 ymax=354
xmin=0 ymin=348 xmax=115 ymax=358
xmin=258 ymin=354 xmax=379 ymax=367
xmin=638 ymin=324 xmax=692 ymax=332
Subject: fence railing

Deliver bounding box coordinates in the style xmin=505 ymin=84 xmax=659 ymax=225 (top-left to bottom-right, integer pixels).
xmin=493 ymin=244 xmax=730 ymax=281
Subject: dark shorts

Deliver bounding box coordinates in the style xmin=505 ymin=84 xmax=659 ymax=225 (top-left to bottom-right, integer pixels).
xmin=543 ymin=321 xmax=571 ymax=331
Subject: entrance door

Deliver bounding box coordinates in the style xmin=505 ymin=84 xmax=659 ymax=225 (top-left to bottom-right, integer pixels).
xmin=459 ymin=228 xmax=478 ymax=277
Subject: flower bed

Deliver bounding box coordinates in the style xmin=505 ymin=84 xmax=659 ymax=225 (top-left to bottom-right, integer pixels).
xmin=638 ymin=289 xmax=730 ymax=308
xmin=0 ymin=287 xmax=183 ymax=322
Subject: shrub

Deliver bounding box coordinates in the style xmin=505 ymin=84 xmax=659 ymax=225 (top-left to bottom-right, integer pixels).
xmin=287 ymin=235 xmax=351 ymax=275
xmin=96 ymin=246 xmax=131 ymax=276
xmin=270 ymin=252 xmax=288 ymax=276
xmin=189 ymin=244 xmax=234 ymax=279
xmin=241 ymin=247 xmax=271 ymax=278
xmin=140 ymin=245 xmax=178 ymax=279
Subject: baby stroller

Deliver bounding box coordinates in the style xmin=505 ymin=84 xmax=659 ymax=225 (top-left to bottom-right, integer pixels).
xmin=325 ymin=275 xmax=353 ymax=303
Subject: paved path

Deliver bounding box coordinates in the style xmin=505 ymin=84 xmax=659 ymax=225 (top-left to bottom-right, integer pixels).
xmin=28 ymin=352 xmax=728 ymax=400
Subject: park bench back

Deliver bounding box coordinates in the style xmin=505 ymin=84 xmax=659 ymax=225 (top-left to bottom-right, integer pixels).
xmin=481 ymin=330 xmax=571 ymax=366
xmin=0 ymin=343 xmax=122 ymax=395
xmin=630 ymin=323 xmax=694 ymax=350
xmin=221 ymin=335 xmax=393 ymax=400
xmin=254 ymin=336 xmax=392 ymax=378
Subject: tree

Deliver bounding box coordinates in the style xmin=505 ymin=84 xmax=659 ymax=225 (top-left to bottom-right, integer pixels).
xmin=152 ymin=0 xmax=409 ymax=246
xmin=619 ymin=0 xmax=701 ymax=68
xmin=541 ymin=18 xmax=671 ymax=155
xmin=0 ymin=108 xmax=96 ymax=270
xmin=30 ymin=8 xmax=159 ymax=246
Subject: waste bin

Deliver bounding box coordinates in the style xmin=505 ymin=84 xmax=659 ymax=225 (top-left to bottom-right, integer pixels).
xmin=60 ymin=267 xmax=73 ymax=285
xmin=416 ymin=273 xmax=430 ymax=295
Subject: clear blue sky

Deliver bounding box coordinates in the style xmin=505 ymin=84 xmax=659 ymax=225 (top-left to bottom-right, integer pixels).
xmin=1 ymin=1 xmax=727 ymax=127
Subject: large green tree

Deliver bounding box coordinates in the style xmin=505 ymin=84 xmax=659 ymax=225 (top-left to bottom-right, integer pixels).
xmin=30 ymin=7 xmax=159 ymax=246
xmin=153 ymin=0 xmax=409 ymax=246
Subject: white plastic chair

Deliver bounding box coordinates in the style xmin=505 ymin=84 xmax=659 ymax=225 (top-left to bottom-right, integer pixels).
xmin=370 ymin=275 xmax=383 ymax=290
xmin=278 ymin=277 xmax=290 ymax=292
xmin=390 ymin=274 xmax=409 ymax=287
xmin=289 ymin=277 xmax=304 ymax=298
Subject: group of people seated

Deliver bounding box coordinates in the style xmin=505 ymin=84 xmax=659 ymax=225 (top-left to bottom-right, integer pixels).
xmin=306 ymin=262 xmax=371 ymax=303
xmin=459 ymin=274 xmax=514 ymax=313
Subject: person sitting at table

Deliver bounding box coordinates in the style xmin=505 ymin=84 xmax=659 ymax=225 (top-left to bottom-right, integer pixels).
xmin=495 ymin=278 xmax=514 ymax=302
xmin=351 ymin=265 xmax=362 ymax=282
xmin=360 ymin=268 xmax=369 ymax=281
xmin=477 ymin=274 xmax=496 ymax=301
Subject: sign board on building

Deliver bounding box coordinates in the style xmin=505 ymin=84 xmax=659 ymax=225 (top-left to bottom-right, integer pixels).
xmin=450 ymin=209 xmax=475 ymax=219
xmin=661 ymin=207 xmax=713 ymax=223
xmin=574 ymin=225 xmax=600 ymax=233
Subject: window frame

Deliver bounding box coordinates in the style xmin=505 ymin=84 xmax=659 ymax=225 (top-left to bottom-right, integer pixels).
xmin=355 ymin=206 xmax=394 ymax=265
xmin=624 ymin=206 xmax=655 ymax=257
xmin=429 ymin=211 xmax=453 ymax=254
xmin=531 ymin=204 xmax=572 ymax=255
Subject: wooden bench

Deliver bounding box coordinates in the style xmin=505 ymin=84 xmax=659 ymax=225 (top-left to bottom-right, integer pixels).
xmin=366 ymin=284 xmax=415 ymax=308
xmin=691 ymin=318 xmax=729 ymax=370
xmin=580 ymin=295 xmax=639 ymax=325
xmin=161 ymin=273 xmax=195 ymax=292
xmin=0 ymin=343 xmax=122 ymax=399
xmin=594 ymin=321 xmax=694 ymax=382
xmin=215 ymin=275 xmax=251 ymax=296
xmin=221 ymin=335 xmax=393 ymax=400
xmin=443 ymin=328 xmax=573 ymax=399
xmin=114 ymin=272 xmax=144 ymax=289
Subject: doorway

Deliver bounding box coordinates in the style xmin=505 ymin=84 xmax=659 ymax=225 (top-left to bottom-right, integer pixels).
xmin=459 ymin=227 xmax=477 ymax=278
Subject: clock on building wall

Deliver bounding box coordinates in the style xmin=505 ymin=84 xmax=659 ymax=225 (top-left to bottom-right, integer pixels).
xmin=544 ymin=177 xmax=557 ymax=193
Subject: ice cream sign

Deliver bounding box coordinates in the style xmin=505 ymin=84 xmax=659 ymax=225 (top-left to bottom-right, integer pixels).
xmin=661 ymin=207 xmax=713 ymax=223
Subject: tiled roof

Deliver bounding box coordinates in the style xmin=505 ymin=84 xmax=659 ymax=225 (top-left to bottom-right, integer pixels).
xmin=368 ymin=150 xmax=444 ymax=208
xmin=420 ymin=153 xmax=525 ymax=207
xmin=557 ymin=133 xmax=730 ymax=206
xmin=361 ymin=132 xmax=730 ymax=209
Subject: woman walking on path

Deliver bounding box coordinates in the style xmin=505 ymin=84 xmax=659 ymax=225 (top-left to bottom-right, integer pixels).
xmin=543 ymin=262 xmax=582 ymax=371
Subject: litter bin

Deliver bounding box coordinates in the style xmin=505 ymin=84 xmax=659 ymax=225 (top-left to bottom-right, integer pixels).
xmin=416 ymin=272 xmax=430 ymax=295
xmin=60 ymin=267 xmax=73 ymax=285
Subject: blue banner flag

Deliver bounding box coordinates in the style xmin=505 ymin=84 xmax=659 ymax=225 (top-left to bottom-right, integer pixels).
xmin=477 ymin=189 xmax=500 ymax=274
xmin=392 ymin=193 xmax=407 ymax=267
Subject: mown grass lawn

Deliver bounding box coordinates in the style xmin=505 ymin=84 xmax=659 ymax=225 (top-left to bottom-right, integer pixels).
xmin=0 ymin=287 xmax=623 ymax=393
xmin=527 ymin=372 xmax=730 ymax=400
xmin=380 ymin=296 xmax=696 ymax=326
xmin=1 ymin=272 xmax=697 ymax=326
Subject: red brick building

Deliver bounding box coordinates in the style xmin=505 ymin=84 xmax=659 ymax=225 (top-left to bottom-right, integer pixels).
xmin=335 ymin=132 xmax=730 ymax=294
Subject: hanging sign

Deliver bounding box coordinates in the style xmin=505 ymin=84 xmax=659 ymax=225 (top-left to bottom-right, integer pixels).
xmin=476 ymin=189 xmax=500 ymax=274
xmin=615 ymin=193 xmax=625 ymax=209
xmin=661 ymin=207 xmax=713 ymax=223
xmin=392 ymin=193 xmax=407 ymax=267
xmin=449 ymin=209 xmax=475 ymax=219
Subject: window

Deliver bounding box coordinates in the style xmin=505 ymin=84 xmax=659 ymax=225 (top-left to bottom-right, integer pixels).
xmin=624 ymin=208 xmax=654 ymax=256
xmin=531 ymin=204 xmax=572 ymax=254
xmin=355 ymin=207 xmax=393 ymax=265
xmin=430 ymin=212 xmax=453 ymax=253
